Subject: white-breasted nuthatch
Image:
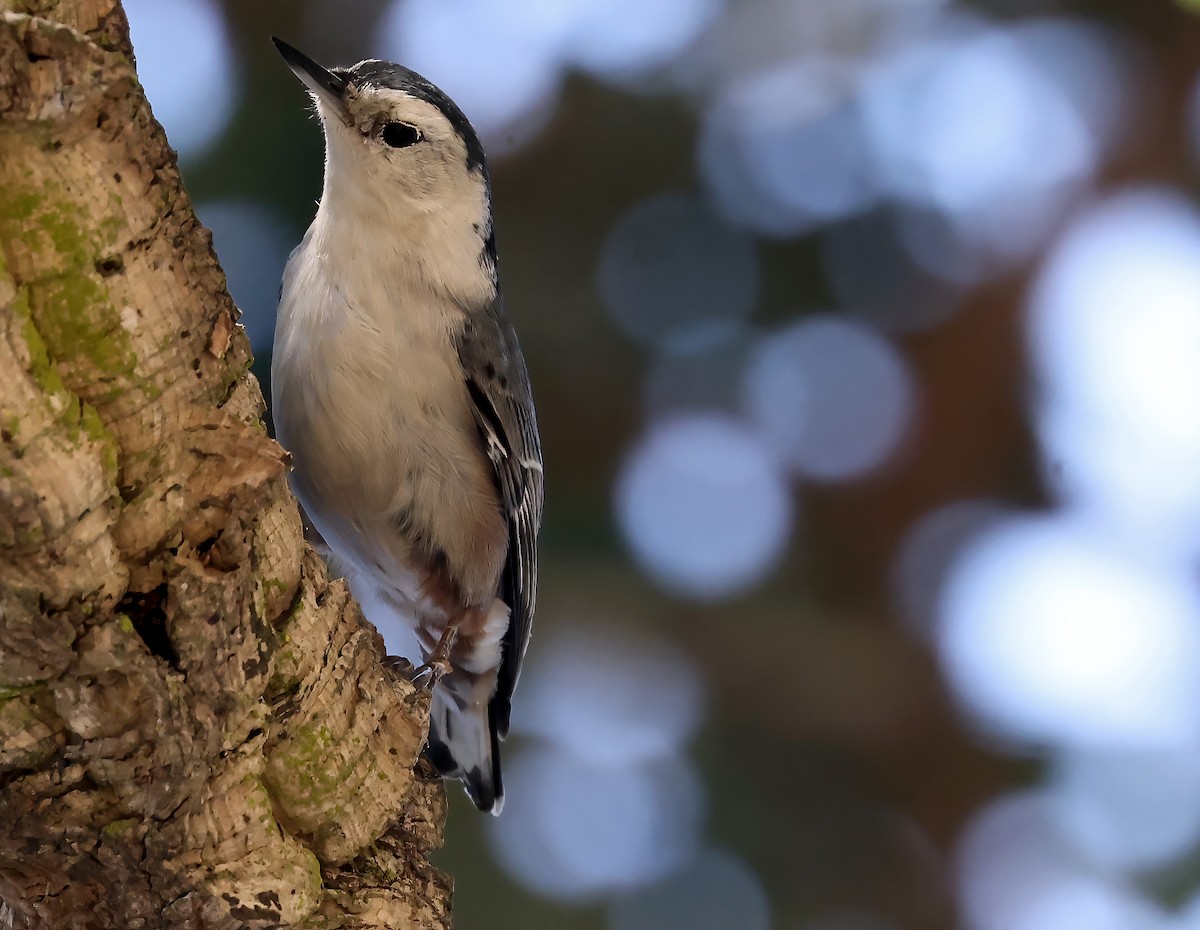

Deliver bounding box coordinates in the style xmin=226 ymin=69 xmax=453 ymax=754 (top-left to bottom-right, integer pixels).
xmin=270 ymin=38 xmax=544 ymax=814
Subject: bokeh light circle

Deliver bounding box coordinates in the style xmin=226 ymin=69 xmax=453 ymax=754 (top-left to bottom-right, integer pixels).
xmin=488 ymin=746 xmax=703 ymax=902
xmin=938 ymin=514 xmax=1200 ymax=748
xmin=1029 ymin=188 xmax=1200 ymax=552
xmin=1048 ymin=747 xmax=1200 ymax=873
xmin=742 ymin=315 xmax=915 ymax=481
xmin=861 ymin=17 xmax=1110 ymax=280
xmin=615 ymin=414 xmax=792 ymax=600
xmin=957 ymin=791 xmax=1165 ymax=930
xmin=562 ymin=0 xmax=723 ymax=83
xmin=516 ymin=626 xmax=705 ymax=765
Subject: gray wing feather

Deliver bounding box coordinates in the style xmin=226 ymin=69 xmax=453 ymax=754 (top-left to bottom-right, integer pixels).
xmin=456 ymin=299 xmax=543 ymax=738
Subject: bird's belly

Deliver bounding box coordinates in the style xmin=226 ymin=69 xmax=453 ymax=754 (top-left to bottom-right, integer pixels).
xmin=274 ymin=313 xmax=505 ymax=610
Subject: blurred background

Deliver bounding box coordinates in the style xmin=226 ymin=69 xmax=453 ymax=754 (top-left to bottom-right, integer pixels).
xmin=126 ymin=0 xmax=1200 ymax=927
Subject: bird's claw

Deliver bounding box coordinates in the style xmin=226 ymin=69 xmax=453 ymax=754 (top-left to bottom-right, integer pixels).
xmin=386 ymin=654 xmax=450 ymax=690
xmin=408 ymin=657 xmax=452 ymax=691
xmin=383 ymin=654 xmax=416 ymax=678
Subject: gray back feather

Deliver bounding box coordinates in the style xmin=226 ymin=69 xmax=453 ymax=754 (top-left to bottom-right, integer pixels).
xmin=456 ymin=297 xmax=543 ymax=737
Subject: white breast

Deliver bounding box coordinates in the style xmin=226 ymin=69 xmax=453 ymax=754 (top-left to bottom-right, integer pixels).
xmin=271 ymin=208 xmax=503 ymax=607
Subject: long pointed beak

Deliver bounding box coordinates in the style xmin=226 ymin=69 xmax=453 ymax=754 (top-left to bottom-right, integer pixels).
xmin=272 ymin=37 xmax=348 ymax=112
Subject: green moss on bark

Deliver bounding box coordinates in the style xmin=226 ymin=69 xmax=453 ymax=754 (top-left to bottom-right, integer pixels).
xmin=0 ymin=181 xmax=123 ymax=479
xmin=0 ymin=175 xmax=142 ymax=404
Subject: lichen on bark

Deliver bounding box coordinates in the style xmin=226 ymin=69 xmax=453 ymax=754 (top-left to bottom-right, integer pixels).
xmin=0 ymin=3 xmax=451 ymax=927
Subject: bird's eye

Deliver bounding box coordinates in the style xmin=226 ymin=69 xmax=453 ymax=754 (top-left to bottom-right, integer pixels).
xmin=380 ymin=121 xmax=422 ymax=148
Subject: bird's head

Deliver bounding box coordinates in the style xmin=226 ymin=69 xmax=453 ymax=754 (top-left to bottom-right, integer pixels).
xmin=273 ymin=38 xmax=496 ymax=290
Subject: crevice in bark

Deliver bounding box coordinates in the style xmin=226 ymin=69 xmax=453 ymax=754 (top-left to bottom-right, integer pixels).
xmin=115 ymin=584 xmax=178 ymax=670
xmin=93 ymin=255 xmax=123 ymax=277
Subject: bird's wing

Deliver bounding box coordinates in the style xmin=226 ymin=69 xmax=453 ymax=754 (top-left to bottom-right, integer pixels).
xmin=456 ymin=300 xmax=544 ymax=738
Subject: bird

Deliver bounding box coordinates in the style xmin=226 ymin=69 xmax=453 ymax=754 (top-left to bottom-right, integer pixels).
xmin=269 ymin=37 xmax=543 ymax=815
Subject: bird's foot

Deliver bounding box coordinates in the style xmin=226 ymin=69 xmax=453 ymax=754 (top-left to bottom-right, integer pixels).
xmin=386 ymin=657 xmax=424 ymax=686
xmin=384 ymin=654 xmax=449 ymax=690
xmin=383 ymin=654 xmax=417 ymax=679
xmin=406 ymin=619 xmax=461 ymax=690
xmin=386 ymin=653 xmax=451 ymax=687
xmin=408 ymin=656 xmax=453 ymax=690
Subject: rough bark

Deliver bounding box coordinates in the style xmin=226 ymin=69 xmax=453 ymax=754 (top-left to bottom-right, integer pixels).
xmin=0 ymin=2 xmax=451 ymax=927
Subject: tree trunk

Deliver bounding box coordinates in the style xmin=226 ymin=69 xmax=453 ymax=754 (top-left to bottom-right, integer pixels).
xmin=0 ymin=3 xmax=451 ymax=927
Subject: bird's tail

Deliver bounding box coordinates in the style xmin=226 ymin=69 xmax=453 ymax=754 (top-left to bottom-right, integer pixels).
xmin=426 ymin=673 xmax=504 ymax=815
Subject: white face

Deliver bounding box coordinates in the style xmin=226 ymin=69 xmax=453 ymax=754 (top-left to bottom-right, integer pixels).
xmin=318 ymin=82 xmax=488 ymax=219
xmin=302 ymin=67 xmax=498 ymax=306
